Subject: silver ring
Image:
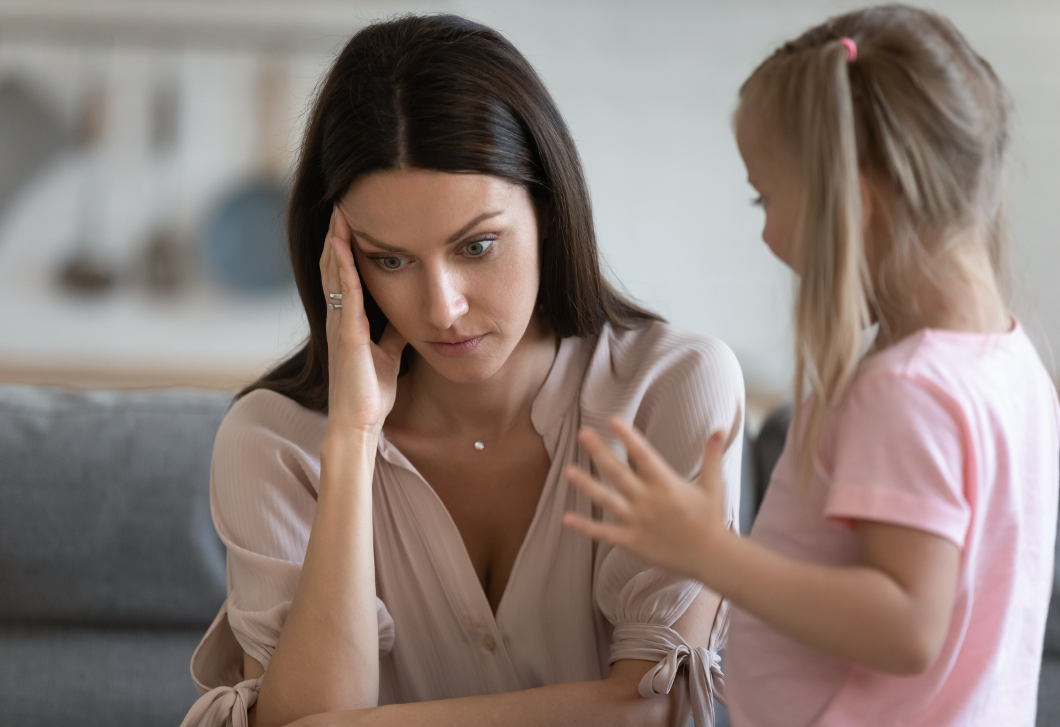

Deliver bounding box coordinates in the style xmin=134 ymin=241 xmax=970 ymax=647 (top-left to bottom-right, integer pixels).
xmin=328 ymin=302 xmax=342 ymax=310
xmin=329 ymin=293 xmax=343 ymax=300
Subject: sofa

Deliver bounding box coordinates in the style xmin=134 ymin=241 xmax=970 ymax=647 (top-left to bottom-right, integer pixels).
xmin=0 ymin=385 xmax=1056 ymax=725
xmin=0 ymin=386 xmax=229 ymax=726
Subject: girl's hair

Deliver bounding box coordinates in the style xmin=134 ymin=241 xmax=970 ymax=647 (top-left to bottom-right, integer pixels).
xmin=243 ymin=14 xmax=659 ymax=411
xmin=736 ymin=4 xmax=1011 ymax=479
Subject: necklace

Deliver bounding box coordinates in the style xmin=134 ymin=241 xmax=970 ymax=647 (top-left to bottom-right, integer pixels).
xmin=412 ymin=398 xmax=536 ymax=452
xmin=468 ymin=401 xmax=534 ymax=451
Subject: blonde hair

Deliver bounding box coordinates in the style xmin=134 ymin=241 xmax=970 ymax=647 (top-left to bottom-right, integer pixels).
xmin=736 ymin=4 xmax=1011 ymax=482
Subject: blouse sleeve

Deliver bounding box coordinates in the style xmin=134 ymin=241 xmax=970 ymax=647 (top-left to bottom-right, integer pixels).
xmin=584 ymin=324 xmax=744 ymax=727
xmin=181 ymin=390 xmax=395 ymax=727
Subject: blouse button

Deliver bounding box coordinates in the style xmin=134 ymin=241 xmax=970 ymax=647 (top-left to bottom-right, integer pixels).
xmin=483 ymin=634 xmax=497 ymax=651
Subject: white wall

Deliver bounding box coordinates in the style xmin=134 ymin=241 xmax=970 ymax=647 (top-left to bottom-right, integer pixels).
xmin=1 ymin=0 xmax=1057 ymax=392
xmin=433 ymin=0 xmax=1060 ymax=391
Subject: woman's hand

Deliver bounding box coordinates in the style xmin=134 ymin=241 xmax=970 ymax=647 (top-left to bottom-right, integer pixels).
xmin=563 ymin=417 xmax=730 ymax=583
xmin=320 ymin=206 xmax=407 ymax=436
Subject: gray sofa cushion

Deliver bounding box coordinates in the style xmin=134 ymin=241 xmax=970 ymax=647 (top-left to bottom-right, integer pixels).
xmin=0 ymin=386 xmax=230 ymax=626
xmin=0 ymin=624 xmax=202 ymax=727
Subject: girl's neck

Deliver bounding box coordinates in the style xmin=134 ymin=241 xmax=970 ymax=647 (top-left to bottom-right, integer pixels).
xmin=874 ymin=227 xmax=1010 ymax=348
xmin=389 ymin=314 xmax=558 ymax=441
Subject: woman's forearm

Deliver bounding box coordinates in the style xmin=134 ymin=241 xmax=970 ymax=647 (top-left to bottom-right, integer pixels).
xmin=292 ymin=660 xmax=689 ymax=727
xmin=253 ymin=431 xmax=381 ymax=727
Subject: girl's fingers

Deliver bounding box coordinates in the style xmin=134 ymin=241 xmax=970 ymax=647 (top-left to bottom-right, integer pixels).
xmin=607 ymin=416 xmax=678 ymax=485
xmin=564 ymin=465 xmax=634 ymax=521
xmin=562 ymin=512 xmax=632 ymax=549
xmin=577 ymin=427 xmax=646 ymax=499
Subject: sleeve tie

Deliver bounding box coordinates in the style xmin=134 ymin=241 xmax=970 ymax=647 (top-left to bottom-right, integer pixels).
xmin=179 ymin=677 xmax=262 ymax=727
xmin=610 ymin=621 xmax=726 ymax=727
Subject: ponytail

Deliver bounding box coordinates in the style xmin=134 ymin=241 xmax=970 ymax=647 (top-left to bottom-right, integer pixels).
xmin=738 ymin=5 xmax=1011 ymax=484
xmin=791 ymin=39 xmax=870 ymax=483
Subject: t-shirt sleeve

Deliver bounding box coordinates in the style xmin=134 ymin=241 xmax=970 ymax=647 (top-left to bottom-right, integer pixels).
xmin=826 ymin=373 xmax=970 ymax=548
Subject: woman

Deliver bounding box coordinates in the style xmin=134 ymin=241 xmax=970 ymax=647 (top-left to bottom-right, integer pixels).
xmin=182 ymin=14 xmax=744 ymax=727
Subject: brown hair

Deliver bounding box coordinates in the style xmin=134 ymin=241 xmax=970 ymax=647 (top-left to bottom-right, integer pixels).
xmin=736 ymin=4 xmax=1011 ymax=480
xmin=243 ymin=14 xmax=659 ymax=411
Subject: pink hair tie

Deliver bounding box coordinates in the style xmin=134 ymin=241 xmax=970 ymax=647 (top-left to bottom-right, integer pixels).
xmin=839 ymin=36 xmax=857 ymax=62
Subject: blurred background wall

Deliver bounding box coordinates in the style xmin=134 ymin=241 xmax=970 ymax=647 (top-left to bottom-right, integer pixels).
xmin=0 ymin=0 xmax=1056 ymax=415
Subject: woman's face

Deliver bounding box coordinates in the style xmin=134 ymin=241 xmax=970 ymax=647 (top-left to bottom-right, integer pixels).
xmin=339 ymin=169 xmax=543 ymax=384
xmin=735 ymin=113 xmax=802 ymax=270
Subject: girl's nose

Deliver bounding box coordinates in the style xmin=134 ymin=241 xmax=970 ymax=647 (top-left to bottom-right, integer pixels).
xmin=424 ymin=267 xmax=469 ymax=330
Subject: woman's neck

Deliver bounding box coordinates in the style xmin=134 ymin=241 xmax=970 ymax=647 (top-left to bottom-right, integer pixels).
xmin=389 ymin=314 xmax=559 ymax=441
xmin=874 ymin=227 xmax=1010 ymax=348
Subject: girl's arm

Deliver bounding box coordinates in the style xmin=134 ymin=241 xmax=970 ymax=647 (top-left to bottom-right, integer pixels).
xmin=250 ymin=210 xmax=407 ymax=727
xmin=564 ymin=418 xmax=960 ymax=676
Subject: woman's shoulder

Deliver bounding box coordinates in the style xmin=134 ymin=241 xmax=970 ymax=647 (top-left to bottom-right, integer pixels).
xmin=585 ymin=320 xmax=744 ymax=395
xmin=213 ymin=388 xmax=327 ymax=473
xmin=579 ymin=322 xmax=744 ymax=472
xmin=220 ymin=388 xmax=327 ymax=442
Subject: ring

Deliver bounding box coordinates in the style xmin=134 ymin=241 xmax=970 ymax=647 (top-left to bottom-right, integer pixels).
xmin=328 ymin=302 xmax=342 ymax=310
xmin=329 ymin=293 xmax=343 ymax=300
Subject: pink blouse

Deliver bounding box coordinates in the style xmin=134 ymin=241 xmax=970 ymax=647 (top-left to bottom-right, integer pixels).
xmin=181 ymin=322 xmax=745 ymax=727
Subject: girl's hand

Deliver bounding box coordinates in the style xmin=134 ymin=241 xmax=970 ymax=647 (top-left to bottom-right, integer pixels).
xmin=563 ymin=417 xmax=730 ymax=581
xmin=320 ymin=205 xmax=407 ymax=436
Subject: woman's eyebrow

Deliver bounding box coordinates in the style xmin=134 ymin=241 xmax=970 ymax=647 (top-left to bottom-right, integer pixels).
xmin=349 ymin=229 xmax=406 ymax=253
xmin=350 ymin=209 xmax=505 ymax=253
xmin=447 ymin=210 xmax=504 ymax=243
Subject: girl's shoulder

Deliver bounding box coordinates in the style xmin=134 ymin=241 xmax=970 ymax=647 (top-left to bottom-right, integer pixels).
xmin=841 ymin=322 xmax=1058 ymax=446
xmin=855 ymin=321 xmax=1053 ymax=398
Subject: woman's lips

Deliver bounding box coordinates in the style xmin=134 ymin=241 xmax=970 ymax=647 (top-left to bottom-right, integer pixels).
xmin=429 ymin=335 xmax=484 ymax=358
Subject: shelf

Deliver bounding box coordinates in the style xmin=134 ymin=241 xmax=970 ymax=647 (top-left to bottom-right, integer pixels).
xmin=0 ymin=0 xmax=370 ymax=51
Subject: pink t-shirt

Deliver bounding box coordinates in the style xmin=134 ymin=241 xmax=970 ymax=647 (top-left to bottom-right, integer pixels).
xmin=726 ymin=322 xmax=1060 ymax=727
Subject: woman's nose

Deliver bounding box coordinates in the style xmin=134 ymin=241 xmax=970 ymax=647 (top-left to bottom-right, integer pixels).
xmin=423 ymin=267 xmax=469 ymax=330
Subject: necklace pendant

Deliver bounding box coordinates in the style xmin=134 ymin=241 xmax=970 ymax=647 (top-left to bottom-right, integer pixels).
xmin=474 ymin=441 xmax=485 ymax=451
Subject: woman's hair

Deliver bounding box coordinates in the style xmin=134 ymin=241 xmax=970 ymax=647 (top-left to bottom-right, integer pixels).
xmin=244 ymin=14 xmax=659 ymax=411
xmin=736 ymin=3 xmax=1011 ymax=480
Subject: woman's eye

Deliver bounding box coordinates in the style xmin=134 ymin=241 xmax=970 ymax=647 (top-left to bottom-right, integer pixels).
xmin=751 ymin=195 xmax=765 ymax=207
xmin=378 ymin=256 xmax=407 ymax=270
xmin=463 ymin=239 xmax=493 ymax=257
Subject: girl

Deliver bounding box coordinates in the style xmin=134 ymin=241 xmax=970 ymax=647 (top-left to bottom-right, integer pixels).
xmin=564 ymin=5 xmax=1060 ymax=726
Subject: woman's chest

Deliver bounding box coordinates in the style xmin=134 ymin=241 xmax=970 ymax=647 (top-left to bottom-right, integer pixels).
xmin=382 ymin=424 xmax=552 ymax=613
xmin=368 ymin=422 xmax=607 ymax=701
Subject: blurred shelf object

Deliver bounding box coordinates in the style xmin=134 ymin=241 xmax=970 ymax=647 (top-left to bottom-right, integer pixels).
xmin=0 ymin=76 xmax=67 ymax=220
xmin=0 ymin=0 xmax=365 ymax=52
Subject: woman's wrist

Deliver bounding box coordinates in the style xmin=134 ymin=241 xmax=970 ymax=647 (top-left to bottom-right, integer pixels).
xmin=323 ymin=422 xmax=380 ymax=452
xmin=320 ymin=426 xmax=380 ymax=480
